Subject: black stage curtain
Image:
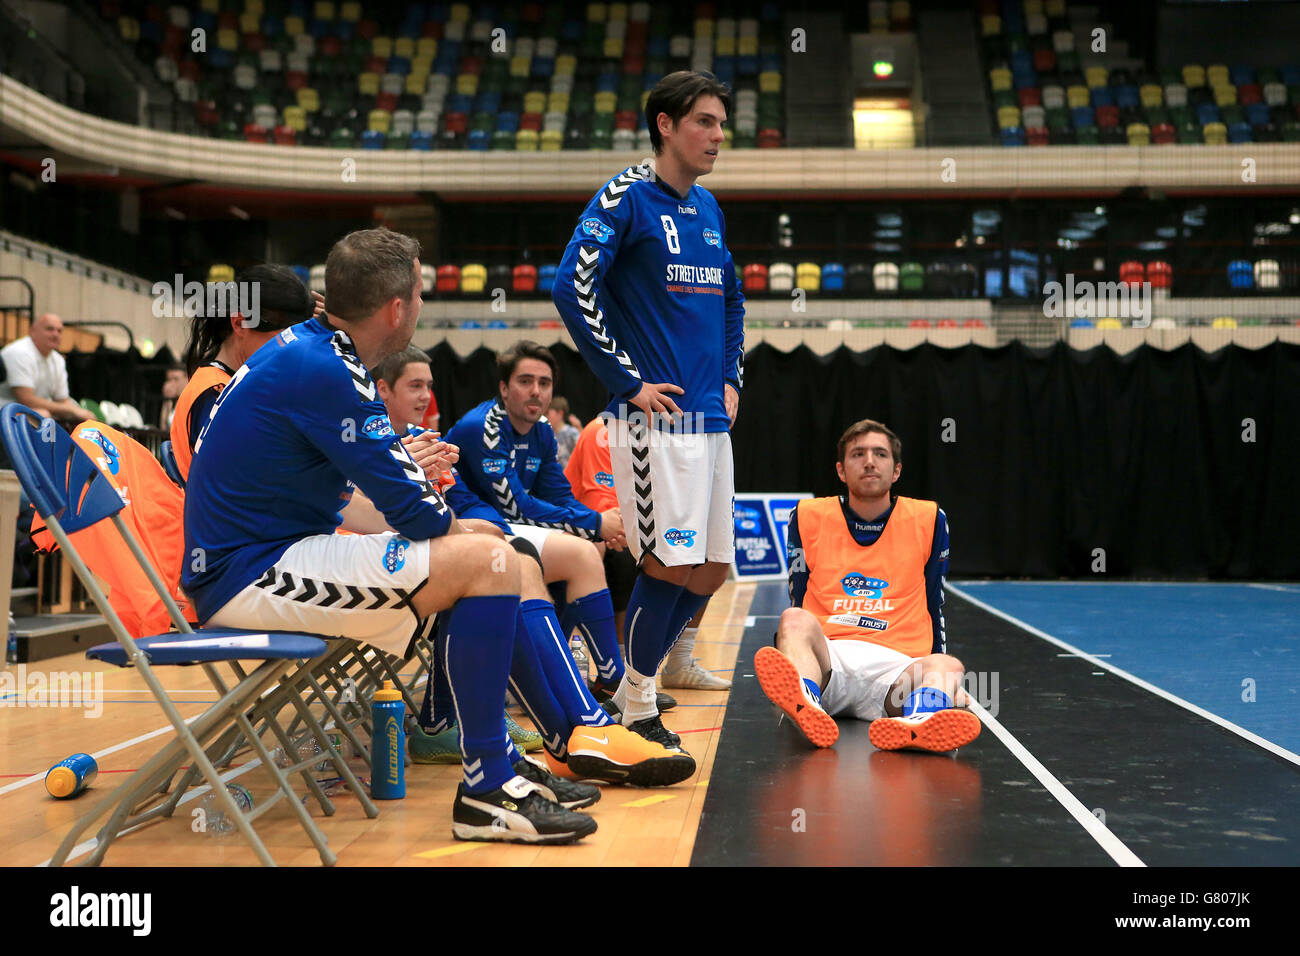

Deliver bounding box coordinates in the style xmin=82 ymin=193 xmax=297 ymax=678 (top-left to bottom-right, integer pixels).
xmin=429 ymin=340 xmax=1300 ymax=579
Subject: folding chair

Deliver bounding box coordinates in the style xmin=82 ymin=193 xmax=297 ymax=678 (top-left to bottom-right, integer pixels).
xmin=0 ymin=406 xmax=366 ymax=866
xmin=159 ymin=439 xmax=185 ymax=488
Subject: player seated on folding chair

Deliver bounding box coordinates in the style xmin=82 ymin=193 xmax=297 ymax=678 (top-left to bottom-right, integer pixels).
xmin=369 ymin=344 xmax=545 ymax=759
xmin=184 ymin=229 xmax=693 ymax=844
xmin=755 ymin=419 xmax=981 ymax=754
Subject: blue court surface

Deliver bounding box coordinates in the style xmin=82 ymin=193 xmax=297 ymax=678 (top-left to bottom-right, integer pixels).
xmin=949 ymin=581 xmax=1300 ymax=758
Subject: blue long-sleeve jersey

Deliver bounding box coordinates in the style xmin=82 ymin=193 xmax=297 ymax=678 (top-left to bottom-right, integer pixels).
xmin=552 ymin=161 xmax=746 ymax=433
xmin=182 ymin=319 xmax=452 ymax=620
xmin=787 ymin=497 xmax=950 ymax=655
xmin=443 ymin=398 xmax=602 ymax=540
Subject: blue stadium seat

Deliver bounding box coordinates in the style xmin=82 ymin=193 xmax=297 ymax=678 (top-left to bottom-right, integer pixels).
xmin=1227 ymin=122 xmax=1253 ymax=143
xmin=1228 ymin=260 xmax=1254 ymax=289
xmin=1196 ymin=103 xmax=1220 ymax=126
xmin=1001 ymin=126 xmax=1027 ymax=146
xmin=821 ymin=262 xmax=845 ymax=293
xmin=538 ymin=264 xmax=559 ymax=294
xmin=360 ymin=129 xmax=385 ymax=148
xmin=1072 ymin=105 xmax=1096 ymax=128
xmin=1090 ymin=87 xmax=1114 ymax=108
xmin=410 ymin=130 xmax=434 ymax=149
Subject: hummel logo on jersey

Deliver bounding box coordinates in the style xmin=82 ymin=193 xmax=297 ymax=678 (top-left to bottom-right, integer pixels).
xmin=665 ymin=528 xmax=697 ymax=546
xmin=482 ymin=458 xmax=508 ymax=475
xmin=581 ymin=218 xmax=614 ymax=242
xmin=702 ymin=228 xmax=721 ymax=247
xmin=678 ymin=204 xmax=697 ymax=215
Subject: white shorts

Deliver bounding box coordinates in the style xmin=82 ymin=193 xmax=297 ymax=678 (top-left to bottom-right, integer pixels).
xmin=605 ymin=415 xmax=735 ymax=567
xmin=505 ymin=523 xmax=554 ymax=559
xmin=820 ymin=639 xmax=915 ymax=722
xmin=207 ymin=532 xmax=430 ymax=659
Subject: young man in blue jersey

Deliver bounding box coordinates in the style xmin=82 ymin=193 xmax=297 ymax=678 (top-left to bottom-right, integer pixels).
xmin=553 ymin=71 xmax=746 ymax=753
xmin=183 ymin=229 xmax=692 ymax=845
xmin=755 ymin=420 xmax=980 ymax=753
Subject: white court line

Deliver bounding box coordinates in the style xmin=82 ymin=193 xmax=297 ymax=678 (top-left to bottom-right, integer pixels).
xmin=948 ymin=583 xmax=1300 ymax=769
xmin=1247 ymin=583 xmax=1300 ymax=593
xmin=965 ymin=697 xmax=1144 ymax=867
xmin=952 ymin=580 xmax=1296 ymax=588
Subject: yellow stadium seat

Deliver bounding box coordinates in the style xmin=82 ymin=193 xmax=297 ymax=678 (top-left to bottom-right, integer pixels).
xmin=759 ymin=70 xmax=782 ymax=93
xmin=587 ymin=2 xmax=607 ymax=21
xmin=283 ymin=105 xmax=307 ymax=131
xmin=358 ymin=72 xmax=380 ymax=95
xmin=368 ymin=109 xmax=392 ymax=133
xmin=1212 ymin=85 xmax=1236 ymax=106
xmin=796 ymin=262 xmax=821 ymax=292
xmin=594 ymin=91 xmax=617 ymax=113
xmin=239 ymin=13 xmax=259 ymax=33
xmin=449 ymin=3 xmax=471 ymax=22
xmin=555 ymin=55 xmax=577 ymax=76
xmin=372 ymin=36 xmax=393 ymax=58
xmin=461 ymin=263 xmax=487 ymax=294
xmin=340 ymin=1 xmax=361 ymax=21
xmin=456 ymin=73 xmax=479 ymax=95
xmin=200 ymin=0 xmax=219 ymax=12
xmin=547 ymin=91 xmax=570 ymax=112
xmin=511 ymin=55 xmax=531 ymax=78
xmin=1067 ymin=84 xmax=1089 ymax=108
xmin=1139 ymin=84 xmax=1162 ymax=108
xmin=981 ymin=14 xmax=1001 ymax=36
xmin=417 ymin=36 xmax=437 ymax=56
xmin=716 ymin=35 xmax=736 ymax=56
xmin=720 ymin=128 xmax=732 ymax=149
xmin=296 ymin=87 xmax=320 ymax=112
xmin=118 ymin=16 xmax=140 ymax=41
xmin=738 ymin=36 xmax=758 ymax=56
xmin=516 ymin=129 xmax=540 ymax=150
xmin=997 ymin=105 xmax=1021 ymax=129
xmin=990 ymin=67 xmax=1012 ymax=91
xmin=405 ymin=74 xmax=425 ymax=95
xmin=314 ymin=2 xmax=335 ymax=21
xmin=1212 ymin=317 xmax=1237 ymax=329
xmin=1095 ymin=318 xmax=1123 ymax=329
xmin=284 ymin=15 xmax=304 ymax=35
xmin=1181 ymin=64 xmax=1205 ymax=87
xmin=1202 ymin=122 xmax=1227 ymax=145
xmin=1024 ymin=0 xmax=1043 ymax=13
xmin=1045 ymin=0 xmax=1065 ymax=15
xmin=246 ymin=0 xmax=264 ymax=13
xmin=694 ymin=17 xmax=713 ymax=37
xmin=1126 ymin=122 xmax=1151 ymax=145
xmin=540 ymin=129 xmax=564 ymax=150
xmin=1206 ymin=64 xmax=1229 ymax=86
xmin=1085 ymin=66 xmax=1108 ymax=88
xmin=603 ymin=36 xmax=624 ymax=57
xmin=524 ymin=91 xmax=547 ymax=113
xmin=207 ymin=264 xmax=235 ymax=283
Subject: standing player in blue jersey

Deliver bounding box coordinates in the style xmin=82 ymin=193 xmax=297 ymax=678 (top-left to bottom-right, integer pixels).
xmin=183 ymin=229 xmax=692 ymax=845
xmin=552 ymin=72 xmax=746 ymax=752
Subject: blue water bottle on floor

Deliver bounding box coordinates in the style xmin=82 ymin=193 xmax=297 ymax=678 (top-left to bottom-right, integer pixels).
xmin=46 ymin=753 xmax=98 ymax=799
xmin=371 ymin=681 xmax=405 ymax=799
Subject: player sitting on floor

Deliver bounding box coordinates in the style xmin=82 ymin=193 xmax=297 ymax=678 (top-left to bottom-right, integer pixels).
xmin=754 ymin=418 xmax=980 ymax=753
xmin=183 ymin=228 xmax=692 ymax=846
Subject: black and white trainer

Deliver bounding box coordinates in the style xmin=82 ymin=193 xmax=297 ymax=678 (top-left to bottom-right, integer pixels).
xmin=625 ymin=714 xmax=686 ymax=753
xmin=452 ymin=775 xmax=598 ymax=844
xmin=513 ymin=756 xmax=601 ymax=809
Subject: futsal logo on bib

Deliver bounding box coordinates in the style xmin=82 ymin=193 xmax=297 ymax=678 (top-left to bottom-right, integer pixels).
xmin=82 ymin=429 xmax=121 ymax=475
xmin=841 ymin=574 xmax=889 ymax=599
xmin=382 ymin=536 xmax=410 ymax=574
xmin=665 ymin=528 xmax=698 ymax=547
xmin=581 ymin=218 xmax=614 ymax=243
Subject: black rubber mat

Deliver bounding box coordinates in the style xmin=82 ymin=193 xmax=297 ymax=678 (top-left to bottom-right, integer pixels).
xmin=691 ymin=584 xmax=1300 ymax=866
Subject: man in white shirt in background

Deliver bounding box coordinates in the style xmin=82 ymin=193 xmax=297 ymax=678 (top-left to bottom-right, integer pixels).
xmin=0 ymin=313 xmax=93 ymax=422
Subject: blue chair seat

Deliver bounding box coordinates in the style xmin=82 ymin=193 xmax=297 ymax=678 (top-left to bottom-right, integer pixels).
xmin=88 ymin=629 xmax=327 ymax=667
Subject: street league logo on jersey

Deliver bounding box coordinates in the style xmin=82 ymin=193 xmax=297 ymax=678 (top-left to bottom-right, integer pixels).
xmin=362 ymin=415 xmax=395 ymax=441
xmin=382 ymin=536 xmax=410 ymax=574
xmin=665 ymin=528 xmax=698 ymax=547
xmin=482 ymin=457 xmax=508 ymax=475
xmin=81 ymin=429 xmax=121 ymax=475
xmin=841 ymin=573 xmax=889 ymax=599
xmin=702 ymin=228 xmax=721 ymax=247
xmin=595 ymin=470 xmax=614 ymax=488
xmin=581 ymin=218 xmax=614 ymax=243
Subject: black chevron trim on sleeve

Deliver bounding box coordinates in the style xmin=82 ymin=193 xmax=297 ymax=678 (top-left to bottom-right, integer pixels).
xmin=330 ymin=331 xmax=378 ymax=402
xmin=574 ymin=244 xmax=643 ymax=383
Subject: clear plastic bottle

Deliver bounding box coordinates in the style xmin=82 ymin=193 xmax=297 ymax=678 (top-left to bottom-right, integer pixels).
xmin=569 ymin=635 xmax=589 ymax=683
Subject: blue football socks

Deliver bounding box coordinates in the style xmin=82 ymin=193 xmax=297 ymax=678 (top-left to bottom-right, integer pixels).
xmin=903 ymin=686 xmax=953 ymax=717
xmin=442 ymin=595 xmax=519 ymax=794
xmin=563 ymin=588 xmax=624 ymax=686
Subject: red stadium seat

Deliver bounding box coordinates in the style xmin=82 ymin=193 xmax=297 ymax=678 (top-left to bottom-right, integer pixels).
xmin=1033 ymin=50 xmax=1055 ymax=73
xmin=375 ymin=91 xmax=398 ymax=111
xmin=461 ymin=56 xmax=484 ymax=76
xmin=364 ymin=56 xmax=386 ymax=74
xmin=1152 ymin=122 xmax=1176 ymax=144
xmin=1027 ymin=126 xmax=1050 ymax=146
xmin=520 ymin=112 xmax=543 ymax=131
xmin=286 ymin=70 xmax=308 ymax=90
xmin=436 ymin=264 xmax=461 ymax=293
xmin=1018 ymin=87 xmax=1042 ymax=108
xmin=357 ymin=19 xmax=380 ymax=39
xmin=537 ymin=320 xmax=562 ymax=330
xmin=242 ymin=32 xmax=265 ymax=53
xmin=1147 ymin=261 xmax=1173 ymax=289
xmin=1119 ymin=260 xmax=1144 ymax=287
xmin=243 ymin=123 xmax=269 ymax=143
xmin=1238 ymin=83 xmax=1262 ymax=105
xmin=512 ymin=264 xmax=538 ymax=293
xmin=615 ymin=110 xmax=638 ymax=130
xmin=319 ymin=36 xmax=343 ymax=56
xmin=1096 ymin=105 xmax=1120 ymax=127
xmin=909 ymin=319 xmax=932 ymax=329
xmin=444 ymin=112 xmax=468 ymax=134
xmin=963 ymin=318 xmax=987 ymax=329
xmin=743 ymin=263 xmax=769 ymax=293
xmin=937 ymin=319 xmax=960 ymax=328
xmin=757 ymin=128 xmax=784 ymax=148
xmin=272 ymin=125 xmax=296 ymax=146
